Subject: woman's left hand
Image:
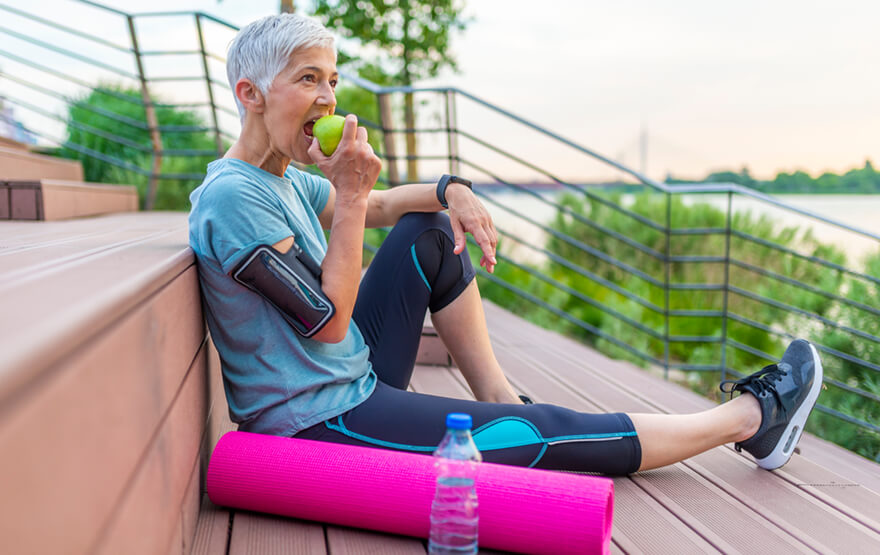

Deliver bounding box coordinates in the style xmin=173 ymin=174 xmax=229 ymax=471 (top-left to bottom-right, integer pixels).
xmin=445 ymin=184 xmax=498 ymax=273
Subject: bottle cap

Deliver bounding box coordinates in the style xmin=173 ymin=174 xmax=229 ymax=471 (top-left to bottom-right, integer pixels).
xmin=446 ymin=413 xmax=472 ymax=430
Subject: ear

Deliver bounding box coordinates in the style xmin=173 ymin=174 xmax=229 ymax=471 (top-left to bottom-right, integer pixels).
xmin=235 ymin=78 xmax=265 ymax=115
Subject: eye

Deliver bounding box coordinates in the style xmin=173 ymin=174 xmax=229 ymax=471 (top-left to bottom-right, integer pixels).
xmin=301 ymin=74 xmax=316 ymax=83
xmin=330 ymin=79 xmax=338 ymax=89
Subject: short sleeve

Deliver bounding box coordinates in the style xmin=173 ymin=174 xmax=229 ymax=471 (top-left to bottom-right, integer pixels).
xmin=289 ymin=167 xmax=331 ymax=215
xmin=196 ymin=176 xmax=294 ymax=274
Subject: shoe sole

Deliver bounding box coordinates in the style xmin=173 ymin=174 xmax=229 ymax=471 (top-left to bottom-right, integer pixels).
xmin=754 ymin=343 xmax=824 ymax=470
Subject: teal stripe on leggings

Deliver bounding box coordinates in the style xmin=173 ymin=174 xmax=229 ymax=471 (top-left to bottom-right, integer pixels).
xmin=410 ymin=244 xmax=432 ymax=291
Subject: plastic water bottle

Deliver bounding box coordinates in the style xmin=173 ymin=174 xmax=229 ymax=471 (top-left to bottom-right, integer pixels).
xmin=428 ymin=413 xmax=482 ymax=555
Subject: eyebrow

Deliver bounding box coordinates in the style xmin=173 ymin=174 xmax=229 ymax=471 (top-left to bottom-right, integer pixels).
xmin=300 ymin=66 xmax=339 ymax=78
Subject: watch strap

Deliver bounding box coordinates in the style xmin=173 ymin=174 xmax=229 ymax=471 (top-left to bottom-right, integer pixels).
xmin=436 ymin=174 xmax=473 ymax=209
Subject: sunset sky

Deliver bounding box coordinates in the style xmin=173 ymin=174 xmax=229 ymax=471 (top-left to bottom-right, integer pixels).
xmin=5 ymin=0 xmax=879 ymax=182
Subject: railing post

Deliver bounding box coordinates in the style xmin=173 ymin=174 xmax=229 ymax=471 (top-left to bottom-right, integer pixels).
xmin=127 ymin=15 xmax=163 ymax=210
xmin=444 ymin=90 xmax=459 ymax=175
xmin=195 ymin=13 xmax=224 ymax=158
xmin=720 ymin=190 xmax=733 ymax=385
xmin=377 ymin=92 xmax=400 ymax=187
xmin=664 ymin=191 xmax=671 ymax=379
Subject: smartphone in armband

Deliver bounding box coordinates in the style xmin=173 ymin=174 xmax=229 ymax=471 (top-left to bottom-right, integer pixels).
xmin=231 ymin=243 xmax=335 ymax=338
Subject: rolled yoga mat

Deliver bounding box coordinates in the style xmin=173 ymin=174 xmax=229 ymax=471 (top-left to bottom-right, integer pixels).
xmin=207 ymin=431 xmax=615 ymax=554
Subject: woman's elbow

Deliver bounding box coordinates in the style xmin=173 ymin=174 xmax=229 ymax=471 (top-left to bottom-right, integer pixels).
xmin=309 ymin=316 xmax=349 ymax=344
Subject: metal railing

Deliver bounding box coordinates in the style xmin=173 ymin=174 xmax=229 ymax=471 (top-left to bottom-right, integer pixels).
xmin=1 ymin=0 xmax=877 ymax=461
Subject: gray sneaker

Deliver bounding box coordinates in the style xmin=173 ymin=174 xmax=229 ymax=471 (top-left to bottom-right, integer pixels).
xmin=720 ymin=339 xmax=823 ymax=470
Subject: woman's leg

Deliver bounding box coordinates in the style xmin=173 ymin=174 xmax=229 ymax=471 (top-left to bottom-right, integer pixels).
xmin=431 ymin=281 xmax=519 ymax=403
xmin=296 ymin=381 xmax=643 ymax=475
xmin=353 ymin=212 xmax=518 ymax=402
xmin=630 ymin=394 xmax=761 ymax=470
xmin=295 ymin=382 xmax=762 ymax=475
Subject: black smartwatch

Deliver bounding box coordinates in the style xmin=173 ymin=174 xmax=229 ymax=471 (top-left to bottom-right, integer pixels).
xmin=436 ymin=174 xmax=473 ymax=209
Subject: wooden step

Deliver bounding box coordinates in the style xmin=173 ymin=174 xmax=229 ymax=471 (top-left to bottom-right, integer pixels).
xmin=1 ymin=179 xmax=137 ymax=220
xmin=0 ymin=145 xmax=84 ymax=181
xmin=0 ymin=212 xmax=207 ymax=554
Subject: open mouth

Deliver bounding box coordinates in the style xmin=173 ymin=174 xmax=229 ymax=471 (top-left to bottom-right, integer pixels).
xmin=303 ymin=119 xmax=316 ymax=137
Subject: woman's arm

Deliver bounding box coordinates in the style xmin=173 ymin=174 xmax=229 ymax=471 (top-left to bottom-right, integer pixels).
xmin=297 ymin=115 xmax=381 ymax=343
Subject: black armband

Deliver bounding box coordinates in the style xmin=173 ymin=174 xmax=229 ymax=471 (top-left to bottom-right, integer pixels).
xmin=231 ymin=243 xmax=335 ymax=338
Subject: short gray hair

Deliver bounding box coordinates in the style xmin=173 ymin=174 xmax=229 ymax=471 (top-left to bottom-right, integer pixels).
xmin=227 ymin=14 xmax=335 ymax=121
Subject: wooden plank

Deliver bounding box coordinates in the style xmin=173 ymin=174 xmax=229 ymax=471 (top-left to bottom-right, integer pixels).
xmin=484 ymin=301 xmax=880 ymax=497
xmin=501 ymin=342 xmax=880 ymax=551
xmin=228 ymin=512 xmax=326 ymax=555
xmin=192 ymin=495 xmax=231 ymax=555
xmin=0 ymin=264 xmax=205 ymax=554
xmin=409 ymin=365 xmax=718 ymax=554
xmin=92 ymin=343 xmax=209 ymax=555
xmin=180 ymin=444 xmax=205 ymax=555
xmin=0 ymin=145 xmax=84 ymax=181
xmin=481 ymin=301 xmax=880 ymax=551
xmin=0 ymin=213 xmax=193 ymax=401
xmin=326 ymin=526 xmax=426 ymax=555
xmin=611 ymin=478 xmax=717 ymax=555
xmin=39 ymin=179 xmax=138 ymax=220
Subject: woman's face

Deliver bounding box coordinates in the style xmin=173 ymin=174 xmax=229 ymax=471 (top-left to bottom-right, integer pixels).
xmin=262 ymin=46 xmax=338 ymax=164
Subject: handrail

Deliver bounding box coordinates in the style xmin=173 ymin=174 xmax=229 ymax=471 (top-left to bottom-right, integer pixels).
xmin=2 ymin=0 xmax=877 ymax=460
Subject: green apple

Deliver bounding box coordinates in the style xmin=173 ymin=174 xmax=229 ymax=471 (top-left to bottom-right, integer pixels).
xmin=312 ymin=114 xmax=346 ymax=156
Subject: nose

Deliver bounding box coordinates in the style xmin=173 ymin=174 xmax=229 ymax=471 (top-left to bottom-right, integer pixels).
xmin=316 ymin=81 xmax=336 ymax=109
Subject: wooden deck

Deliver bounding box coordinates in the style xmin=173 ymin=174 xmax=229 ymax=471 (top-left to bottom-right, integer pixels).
xmin=2 ymin=203 xmax=878 ymax=554
xmin=196 ymin=302 xmax=880 ymax=554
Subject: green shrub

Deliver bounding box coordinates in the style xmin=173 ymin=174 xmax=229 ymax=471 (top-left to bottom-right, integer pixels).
xmin=60 ymin=85 xmax=218 ymax=210
xmin=476 ymin=189 xmax=878 ymax=460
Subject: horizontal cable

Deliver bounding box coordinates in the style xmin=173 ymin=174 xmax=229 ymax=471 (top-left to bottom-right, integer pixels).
xmin=473 ymin=262 xmax=662 ymax=366
xmin=0 ymin=3 xmax=131 ymax=52
xmin=456 ymin=128 xmax=668 ymax=232
xmin=0 ymin=24 xmax=138 ymax=80
xmin=461 ymin=157 xmax=667 ymax=263
xmin=6 ymin=119 xmax=150 ymax=176
xmin=730 ymin=258 xmax=880 ymax=319
xmin=491 ymin=231 xmax=665 ymax=339
xmin=140 ymin=50 xmax=201 ymax=56
xmin=732 ymin=229 xmax=880 ymax=287
xmin=3 ymin=94 xmax=149 ymax=151
xmin=669 ymin=255 xmax=726 ymax=263
xmin=727 ymin=312 xmax=880 ymax=375
xmin=668 ymin=283 xmax=725 ymax=291
xmin=669 ymin=227 xmax=727 ymax=236
xmin=0 ymin=74 xmax=149 ymax=129
xmin=669 ymin=309 xmax=724 ymax=317
xmin=492 ymin=227 xmax=665 ymax=314
xmin=668 ymin=335 xmax=722 ymax=343
xmin=813 ymin=404 xmax=880 ymax=434
xmin=729 ymin=286 xmax=880 ymax=347
xmin=472 ymin=186 xmax=666 ymax=289
xmin=148 ymin=75 xmax=206 ymax=83
xmin=726 ymin=338 xmax=777 ymax=363
xmin=0 ymin=51 xmax=143 ymax=107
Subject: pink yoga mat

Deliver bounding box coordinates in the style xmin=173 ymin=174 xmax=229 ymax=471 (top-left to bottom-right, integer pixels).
xmin=207 ymin=431 xmax=614 ymax=554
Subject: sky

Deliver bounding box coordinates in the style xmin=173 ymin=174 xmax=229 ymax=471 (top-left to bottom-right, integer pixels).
xmin=2 ymin=0 xmax=879 ymax=182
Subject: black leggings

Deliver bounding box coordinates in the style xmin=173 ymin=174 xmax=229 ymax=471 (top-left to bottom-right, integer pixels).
xmin=295 ymin=212 xmax=642 ymax=475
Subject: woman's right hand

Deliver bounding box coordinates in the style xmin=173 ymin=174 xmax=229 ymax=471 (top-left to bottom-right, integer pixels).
xmin=308 ymin=114 xmax=381 ymax=204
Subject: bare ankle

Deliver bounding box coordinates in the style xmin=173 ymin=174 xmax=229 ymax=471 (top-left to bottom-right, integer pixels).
xmin=734 ymin=393 xmax=762 ymax=443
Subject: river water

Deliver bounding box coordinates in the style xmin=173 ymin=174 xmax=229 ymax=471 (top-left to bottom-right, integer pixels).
xmin=482 ymin=191 xmax=880 ymax=269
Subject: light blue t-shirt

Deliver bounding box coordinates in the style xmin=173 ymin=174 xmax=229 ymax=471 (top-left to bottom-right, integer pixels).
xmin=188 ymin=158 xmax=376 ymax=436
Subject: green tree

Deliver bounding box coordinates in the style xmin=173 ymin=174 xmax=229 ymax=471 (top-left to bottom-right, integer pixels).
xmin=311 ymin=0 xmax=468 ymax=182
xmin=59 ymin=85 xmax=217 ymax=210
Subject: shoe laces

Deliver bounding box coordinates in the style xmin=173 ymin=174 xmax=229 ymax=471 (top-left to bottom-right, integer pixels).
xmin=719 ymin=363 xmax=788 ymax=403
